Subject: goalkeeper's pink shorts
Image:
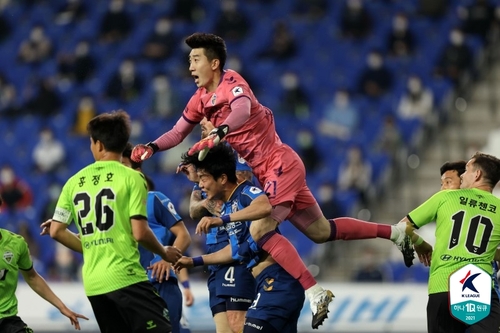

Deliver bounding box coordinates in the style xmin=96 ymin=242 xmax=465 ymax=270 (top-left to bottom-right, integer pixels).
xmin=259 ymin=145 xmax=322 ymax=230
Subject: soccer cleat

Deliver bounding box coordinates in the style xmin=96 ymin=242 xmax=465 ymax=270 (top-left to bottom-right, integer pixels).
xmin=392 ymin=222 xmax=415 ymax=267
xmin=310 ymin=289 xmax=334 ymax=329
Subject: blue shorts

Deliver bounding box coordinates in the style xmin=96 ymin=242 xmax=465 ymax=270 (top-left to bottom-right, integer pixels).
xmin=208 ymin=263 xmax=255 ymax=315
xmin=154 ymin=279 xmax=182 ymax=333
xmin=244 ymin=264 xmax=304 ymax=333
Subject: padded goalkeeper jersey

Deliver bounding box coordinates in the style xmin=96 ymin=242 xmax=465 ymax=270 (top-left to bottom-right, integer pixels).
xmin=53 ymin=160 xmax=148 ymax=296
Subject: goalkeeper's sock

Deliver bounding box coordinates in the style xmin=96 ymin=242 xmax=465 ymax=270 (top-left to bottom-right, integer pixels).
xmin=327 ymin=217 xmax=391 ymax=241
xmin=258 ymin=230 xmax=317 ymax=290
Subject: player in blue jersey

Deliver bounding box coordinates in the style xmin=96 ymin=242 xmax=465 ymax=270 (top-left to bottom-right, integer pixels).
xmin=178 ymin=150 xmax=255 ymax=333
xmin=122 ymin=143 xmax=193 ymax=333
xmin=175 ymin=144 xmax=305 ymax=333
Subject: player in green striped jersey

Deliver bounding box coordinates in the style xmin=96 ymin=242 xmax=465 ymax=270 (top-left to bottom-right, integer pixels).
xmin=400 ymin=152 xmax=500 ymax=332
xmin=0 ymin=195 xmax=88 ymax=332
xmin=49 ymin=110 xmax=182 ymax=333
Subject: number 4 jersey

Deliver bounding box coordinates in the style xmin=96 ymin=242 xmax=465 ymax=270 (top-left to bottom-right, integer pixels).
xmin=408 ymin=188 xmax=500 ymax=294
xmin=53 ymin=160 xmax=149 ymax=296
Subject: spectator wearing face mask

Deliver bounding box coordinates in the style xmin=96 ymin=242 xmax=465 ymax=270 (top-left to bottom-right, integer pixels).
xmin=32 ymin=128 xmax=66 ymax=174
xmin=99 ymin=0 xmax=133 ymax=43
xmin=318 ymin=89 xmax=359 ymax=141
xmin=435 ymin=28 xmax=473 ymax=85
xmin=340 ymin=0 xmax=372 ymax=39
xmin=17 ymin=25 xmax=53 ymax=64
xmin=277 ymin=71 xmax=310 ymax=119
xmin=149 ymin=73 xmax=179 ymax=118
xmin=142 ymin=16 xmax=177 ymax=61
xmin=0 ymin=165 xmax=33 ymax=212
xmin=357 ymin=51 xmax=394 ymax=98
xmin=57 ymin=40 xmax=96 ymax=84
xmin=387 ymin=13 xmax=415 ymax=57
xmin=105 ymin=58 xmax=144 ymax=102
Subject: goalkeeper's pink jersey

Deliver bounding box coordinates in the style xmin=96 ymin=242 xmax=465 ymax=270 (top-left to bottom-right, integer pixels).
xmin=183 ymin=69 xmax=283 ymax=178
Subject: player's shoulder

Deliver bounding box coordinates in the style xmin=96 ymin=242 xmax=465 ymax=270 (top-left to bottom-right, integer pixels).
xmin=241 ymin=182 xmax=263 ymax=196
xmin=0 ymin=228 xmax=27 ymax=247
xmin=221 ymin=70 xmax=250 ymax=93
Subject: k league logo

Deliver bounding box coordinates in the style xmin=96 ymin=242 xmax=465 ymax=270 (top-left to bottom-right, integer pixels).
xmin=449 ymin=264 xmax=491 ymax=325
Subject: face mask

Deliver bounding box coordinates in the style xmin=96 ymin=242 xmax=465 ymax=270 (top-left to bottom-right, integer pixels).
xmin=367 ymin=54 xmax=382 ymax=69
xmin=335 ymin=93 xmax=349 ymax=107
xmin=0 ymin=169 xmax=14 ymax=184
xmin=450 ymin=31 xmax=464 ymax=46
xmin=393 ymin=17 xmax=408 ymax=31
xmin=281 ymin=73 xmax=298 ymax=89
xmin=408 ymin=78 xmax=422 ymax=94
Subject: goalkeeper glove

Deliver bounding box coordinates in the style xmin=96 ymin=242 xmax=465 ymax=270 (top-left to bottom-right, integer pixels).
xmin=131 ymin=142 xmax=159 ymax=162
xmin=188 ymin=125 xmax=229 ymax=161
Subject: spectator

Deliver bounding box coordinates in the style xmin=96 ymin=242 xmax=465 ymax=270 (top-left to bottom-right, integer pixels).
xmin=0 ymin=7 xmax=11 ymax=43
xmin=40 ymin=182 xmax=62 ymax=222
xmin=316 ymin=183 xmax=342 ymax=218
xmin=149 ymin=73 xmax=179 ymax=118
xmin=418 ymin=0 xmax=447 ymax=18
xmin=25 ymin=78 xmax=61 ymax=117
xmin=293 ymin=0 xmax=328 ymax=20
xmin=54 ymin=0 xmax=87 ymax=25
xmin=258 ymin=20 xmax=297 ymax=60
xmin=32 ymin=128 xmax=66 ymax=174
xmin=318 ymin=89 xmax=359 ymax=141
xmin=225 ymin=54 xmax=258 ymax=92
xmin=53 ymin=242 xmax=80 ymax=281
xmin=352 ymin=246 xmax=387 ymax=282
xmin=277 ymin=71 xmax=310 ymax=119
xmin=340 ymin=0 xmax=372 ymax=39
xmin=172 ymin=0 xmax=205 ymax=24
xmin=458 ymin=0 xmax=496 ymax=40
xmin=0 ymin=84 xmax=23 ymax=118
xmin=142 ymin=16 xmax=177 ymax=61
xmin=387 ymin=13 xmax=415 ymax=57
xmin=0 ymin=165 xmax=33 ymax=212
xmin=105 ymin=58 xmax=144 ymax=102
xmin=296 ymin=129 xmax=321 ymax=172
xmin=72 ymin=95 xmax=96 ymax=135
xmin=17 ymin=25 xmax=53 ymax=64
xmin=435 ymin=28 xmax=473 ymax=85
xmin=357 ymin=51 xmax=393 ymax=98
xmin=338 ymin=146 xmax=372 ymax=206
xmin=57 ymin=40 xmax=96 ymax=84
xmin=214 ymin=0 xmax=250 ymax=43
xmin=99 ymin=0 xmax=133 ymax=43
xmin=397 ymin=75 xmax=435 ymax=127
xmin=373 ymin=115 xmax=404 ymax=178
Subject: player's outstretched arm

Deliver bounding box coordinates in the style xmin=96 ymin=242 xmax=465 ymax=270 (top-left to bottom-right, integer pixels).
xmin=131 ymin=217 xmax=182 ymax=263
xmin=223 ymin=195 xmax=272 ymax=223
xmin=49 ymin=221 xmax=83 ymax=253
xmin=169 ymin=221 xmax=191 ymax=253
xmin=21 ymin=267 xmax=89 ymax=330
xmin=174 ymin=244 xmax=234 ymax=272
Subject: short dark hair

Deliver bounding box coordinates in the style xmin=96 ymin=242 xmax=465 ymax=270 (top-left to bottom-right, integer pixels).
xmin=440 ymin=161 xmax=466 ymax=176
xmin=470 ymin=152 xmax=500 ymax=188
xmin=87 ymin=110 xmax=131 ymax=154
xmin=181 ymin=144 xmax=237 ymax=183
xmin=122 ymin=142 xmax=143 ymax=170
xmin=185 ymin=33 xmax=227 ymax=71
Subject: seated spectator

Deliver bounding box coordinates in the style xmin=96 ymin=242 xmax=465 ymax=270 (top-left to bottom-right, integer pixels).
xmin=149 ymin=73 xmax=179 ymax=118
xmin=337 ymin=146 xmax=372 ymax=206
xmin=352 ymin=246 xmax=388 ymax=282
xmin=24 ymin=78 xmax=61 ymax=117
xmin=258 ymin=20 xmax=297 ymax=60
xmin=105 ymin=58 xmax=144 ymax=102
xmin=40 ymin=182 xmax=62 ymax=222
xmin=54 ymin=0 xmax=87 ymax=25
xmin=99 ymin=0 xmax=133 ymax=43
xmin=277 ymin=71 xmax=310 ymax=119
xmin=418 ymin=0 xmax=447 ymax=18
xmin=357 ymin=51 xmax=393 ymax=98
xmin=214 ymin=0 xmax=250 ymax=43
xmin=397 ymin=75 xmax=435 ymax=126
xmin=373 ymin=114 xmax=404 ymax=178
xmin=318 ymin=89 xmax=359 ymax=141
xmin=32 ymin=128 xmax=66 ymax=174
xmin=17 ymin=25 xmax=53 ymax=64
xmin=316 ymin=183 xmax=342 ymax=218
xmin=387 ymin=13 xmax=415 ymax=57
xmin=435 ymin=28 xmax=473 ymax=85
xmin=172 ymin=0 xmax=205 ymax=24
xmin=57 ymin=40 xmax=96 ymax=84
xmin=72 ymin=95 xmax=96 ymax=135
xmin=0 ymin=165 xmax=33 ymax=212
xmin=0 ymin=7 xmax=11 ymax=43
xmin=296 ymin=129 xmax=321 ymax=172
xmin=458 ymin=0 xmax=495 ymax=40
xmin=0 ymin=84 xmax=23 ymax=118
xmin=340 ymin=0 xmax=372 ymax=39
xmin=142 ymin=16 xmax=177 ymax=61
xmin=293 ymin=0 xmax=328 ymax=20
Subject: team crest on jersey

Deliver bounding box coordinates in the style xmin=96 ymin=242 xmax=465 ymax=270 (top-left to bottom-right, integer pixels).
xmin=231 ymin=200 xmax=239 ymax=213
xmin=232 ymin=86 xmax=243 ymax=96
xmin=211 ymin=94 xmax=217 ymax=105
xmin=3 ymin=251 xmax=13 ymax=264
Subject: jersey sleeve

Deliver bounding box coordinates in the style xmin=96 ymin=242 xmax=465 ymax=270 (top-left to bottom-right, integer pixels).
xmin=240 ymin=185 xmax=265 ymax=207
xmin=182 ymin=91 xmax=205 ymax=124
xmin=221 ymin=72 xmax=252 ymax=105
xmin=53 ymin=180 xmax=75 ymax=225
xmin=150 ymin=192 xmax=182 ymax=229
xmin=407 ymin=191 xmax=446 ymax=228
xmin=17 ymin=237 xmax=33 ymax=271
xmin=129 ymin=171 xmax=148 ymax=219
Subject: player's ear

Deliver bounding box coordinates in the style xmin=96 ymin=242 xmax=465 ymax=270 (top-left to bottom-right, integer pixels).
xmin=97 ymin=140 xmax=105 ymax=153
xmin=211 ymin=58 xmax=220 ymax=71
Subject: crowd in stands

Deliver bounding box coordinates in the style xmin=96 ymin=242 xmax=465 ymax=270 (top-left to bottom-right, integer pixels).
xmin=0 ymin=0 xmax=498 ymax=283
